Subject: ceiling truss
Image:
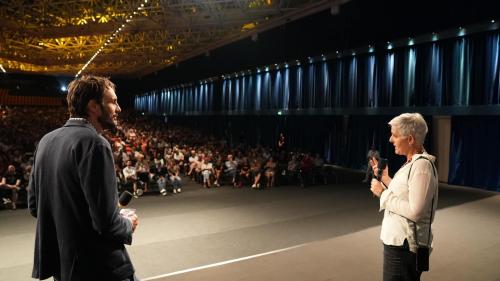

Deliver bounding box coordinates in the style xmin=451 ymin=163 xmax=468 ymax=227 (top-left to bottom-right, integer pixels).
xmin=0 ymin=0 xmax=345 ymax=77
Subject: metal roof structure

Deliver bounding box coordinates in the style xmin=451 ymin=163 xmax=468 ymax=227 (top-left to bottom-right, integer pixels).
xmin=0 ymin=0 xmax=348 ymax=77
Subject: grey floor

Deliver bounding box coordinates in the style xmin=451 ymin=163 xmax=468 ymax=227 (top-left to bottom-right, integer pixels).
xmin=1 ymin=173 xmax=499 ymax=281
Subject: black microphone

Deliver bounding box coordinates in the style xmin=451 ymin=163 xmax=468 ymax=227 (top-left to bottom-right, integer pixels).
xmin=376 ymin=158 xmax=387 ymax=181
xmin=118 ymin=191 xmax=133 ymax=208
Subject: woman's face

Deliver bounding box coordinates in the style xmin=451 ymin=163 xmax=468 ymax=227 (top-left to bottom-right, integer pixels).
xmin=389 ymin=127 xmax=410 ymax=156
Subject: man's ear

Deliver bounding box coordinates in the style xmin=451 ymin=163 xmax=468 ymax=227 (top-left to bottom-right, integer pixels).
xmin=87 ymin=100 xmax=101 ymax=116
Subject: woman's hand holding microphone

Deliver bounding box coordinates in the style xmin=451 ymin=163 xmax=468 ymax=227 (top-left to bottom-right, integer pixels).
xmin=369 ymin=157 xmax=390 ymax=198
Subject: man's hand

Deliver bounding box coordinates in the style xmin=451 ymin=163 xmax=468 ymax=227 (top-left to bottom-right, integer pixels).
xmin=128 ymin=214 xmax=139 ymax=232
xmin=120 ymin=209 xmax=139 ymax=232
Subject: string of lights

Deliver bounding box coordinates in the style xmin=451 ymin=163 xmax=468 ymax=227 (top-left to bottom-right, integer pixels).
xmin=75 ymin=0 xmax=150 ymax=77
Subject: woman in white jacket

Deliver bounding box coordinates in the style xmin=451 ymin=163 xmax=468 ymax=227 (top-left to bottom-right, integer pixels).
xmin=370 ymin=113 xmax=438 ymax=281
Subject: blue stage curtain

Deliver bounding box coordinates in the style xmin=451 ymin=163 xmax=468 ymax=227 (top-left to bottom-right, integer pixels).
xmin=134 ymin=31 xmax=500 ymax=114
xmin=193 ymin=87 xmax=199 ymax=112
xmin=379 ymin=53 xmax=395 ymax=106
xmin=365 ymin=55 xmax=377 ymax=107
xmin=403 ymin=48 xmax=417 ymax=106
xmin=221 ymin=80 xmax=228 ymax=111
xmin=282 ymin=67 xmax=291 ymax=110
xmin=321 ymin=61 xmax=331 ymax=108
xmin=347 ymin=57 xmax=358 ymax=107
xmin=240 ymin=76 xmax=246 ymax=110
xmin=417 ymin=43 xmax=444 ymax=106
xmin=332 ymin=60 xmax=343 ymax=108
xmin=272 ymin=69 xmax=282 ymax=109
xmin=449 ymin=116 xmax=500 ymax=191
xmin=450 ymin=38 xmax=473 ymax=106
xmin=246 ymin=75 xmax=254 ymax=110
xmin=256 ymin=75 xmax=264 ymax=111
xmin=294 ymin=66 xmax=303 ymax=109
xmin=484 ymin=33 xmax=500 ymax=105
xmin=304 ymin=62 xmax=315 ymax=108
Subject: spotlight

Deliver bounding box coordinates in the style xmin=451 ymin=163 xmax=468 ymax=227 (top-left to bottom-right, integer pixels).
xmin=458 ymin=27 xmax=466 ymax=36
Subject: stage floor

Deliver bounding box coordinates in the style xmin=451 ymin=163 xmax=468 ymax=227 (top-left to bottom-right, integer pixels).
xmin=1 ymin=173 xmax=499 ymax=281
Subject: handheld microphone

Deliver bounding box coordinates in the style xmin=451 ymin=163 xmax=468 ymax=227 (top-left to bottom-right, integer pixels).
xmin=376 ymin=158 xmax=387 ymax=181
xmin=118 ymin=191 xmax=133 ymax=208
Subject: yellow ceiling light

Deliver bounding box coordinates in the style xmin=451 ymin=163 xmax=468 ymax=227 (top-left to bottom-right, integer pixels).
xmin=99 ymin=16 xmax=109 ymax=23
xmin=249 ymin=0 xmax=272 ymax=8
xmin=55 ymin=38 xmax=66 ymax=46
xmin=242 ymin=22 xmax=256 ymax=31
xmin=77 ymin=18 xmax=88 ymax=25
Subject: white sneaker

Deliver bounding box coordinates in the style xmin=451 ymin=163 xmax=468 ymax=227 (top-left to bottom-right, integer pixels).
xmin=160 ymin=189 xmax=167 ymax=196
xmin=177 ymin=188 xmax=181 ymax=193
xmin=173 ymin=189 xmax=177 ymax=194
xmin=251 ymin=184 xmax=256 ymax=188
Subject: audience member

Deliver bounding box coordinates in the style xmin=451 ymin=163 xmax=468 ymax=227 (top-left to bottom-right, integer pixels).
xmin=1 ymin=165 xmax=21 ymax=209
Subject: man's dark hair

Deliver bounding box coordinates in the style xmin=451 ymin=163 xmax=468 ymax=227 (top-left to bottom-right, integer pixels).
xmin=66 ymin=75 xmax=115 ymax=118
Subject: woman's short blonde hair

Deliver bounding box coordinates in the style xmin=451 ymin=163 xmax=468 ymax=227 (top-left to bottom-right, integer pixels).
xmin=388 ymin=113 xmax=428 ymax=145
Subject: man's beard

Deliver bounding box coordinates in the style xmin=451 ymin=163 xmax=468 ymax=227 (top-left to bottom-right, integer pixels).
xmin=98 ymin=105 xmax=117 ymax=133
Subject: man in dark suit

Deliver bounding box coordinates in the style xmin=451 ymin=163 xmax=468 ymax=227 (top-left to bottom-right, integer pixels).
xmin=28 ymin=75 xmax=139 ymax=281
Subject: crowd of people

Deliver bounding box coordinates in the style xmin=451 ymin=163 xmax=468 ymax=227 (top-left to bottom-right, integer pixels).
xmin=0 ymin=105 xmax=332 ymax=210
xmin=0 ymin=106 xmax=67 ymax=209
xmin=110 ymin=112 xmax=330 ymax=197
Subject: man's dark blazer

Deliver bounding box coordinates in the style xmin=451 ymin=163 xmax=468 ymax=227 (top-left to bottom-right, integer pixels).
xmin=28 ymin=119 xmax=135 ymax=281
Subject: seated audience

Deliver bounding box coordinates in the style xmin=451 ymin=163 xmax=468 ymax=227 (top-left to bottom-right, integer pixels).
xmin=250 ymin=159 xmax=263 ymax=189
xmin=168 ymin=160 xmax=182 ymax=193
xmin=200 ymin=158 xmax=214 ymax=188
xmin=224 ymin=154 xmax=238 ymax=187
xmin=1 ymin=165 xmax=21 ymax=209
xmin=264 ymin=157 xmax=277 ymax=187
xmin=123 ymin=160 xmax=139 ymax=196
